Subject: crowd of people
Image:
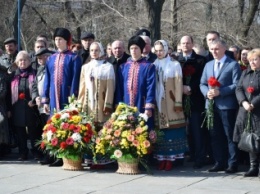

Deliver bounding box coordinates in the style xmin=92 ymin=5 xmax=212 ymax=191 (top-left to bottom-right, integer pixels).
xmin=0 ymin=27 xmax=259 ymax=178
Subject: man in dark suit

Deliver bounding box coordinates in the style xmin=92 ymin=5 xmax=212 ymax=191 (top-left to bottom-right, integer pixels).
xmin=140 ymin=35 xmax=157 ymax=63
xmin=177 ymin=35 xmax=207 ymax=169
xmin=107 ymin=40 xmax=130 ymax=108
xmin=107 ymin=40 xmax=130 ymax=78
xmin=200 ymin=39 xmax=241 ymax=173
xmin=78 ymin=32 xmax=95 ymax=65
xmin=205 ymin=31 xmax=235 ymax=62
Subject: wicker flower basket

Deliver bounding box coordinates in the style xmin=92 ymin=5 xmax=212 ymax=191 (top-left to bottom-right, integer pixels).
xmin=116 ymin=158 xmax=140 ymax=175
xmin=62 ymin=157 xmax=83 ymax=171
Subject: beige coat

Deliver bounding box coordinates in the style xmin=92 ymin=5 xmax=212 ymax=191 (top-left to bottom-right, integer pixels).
xmin=78 ymin=59 xmax=115 ymax=124
xmin=154 ymin=56 xmax=186 ymax=129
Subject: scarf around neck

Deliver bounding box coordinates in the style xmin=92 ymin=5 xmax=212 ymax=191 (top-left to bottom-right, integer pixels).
xmin=11 ymin=67 xmax=35 ymax=104
xmin=86 ymin=59 xmax=115 ymax=109
xmin=153 ymin=55 xmax=180 ymax=112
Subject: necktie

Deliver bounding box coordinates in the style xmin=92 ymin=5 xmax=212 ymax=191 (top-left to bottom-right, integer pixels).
xmin=215 ymin=62 xmax=221 ymax=77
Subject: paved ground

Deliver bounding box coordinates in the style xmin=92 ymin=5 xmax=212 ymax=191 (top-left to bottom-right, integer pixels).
xmin=0 ymin=150 xmax=260 ymax=194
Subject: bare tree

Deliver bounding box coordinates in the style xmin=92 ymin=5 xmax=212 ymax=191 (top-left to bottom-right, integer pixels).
xmin=238 ymin=0 xmax=260 ymax=45
xmin=7 ymin=0 xmax=27 ymax=40
xmin=144 ymin=0 xmax=165 ymax=43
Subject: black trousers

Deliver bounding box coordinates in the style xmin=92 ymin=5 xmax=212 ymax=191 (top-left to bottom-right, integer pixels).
xmin=15 ymin=125 xmax=42 ymax=156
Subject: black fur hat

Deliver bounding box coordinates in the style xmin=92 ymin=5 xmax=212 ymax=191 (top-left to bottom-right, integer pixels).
xmin=53 ymin=28 xmax=71 ymax=44
xmin=128 ymin=35 xmax=146 ymax=53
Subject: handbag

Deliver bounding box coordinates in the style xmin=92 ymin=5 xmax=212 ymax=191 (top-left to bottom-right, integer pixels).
xmin=238 ymin=110 xmax=260 ymax=153
xmin=238 ymin=131 xmax=260 ymax=153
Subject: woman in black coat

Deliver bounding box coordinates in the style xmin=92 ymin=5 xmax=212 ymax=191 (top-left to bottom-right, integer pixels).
xmin=11 ymin=51 xmax=42 ymax=161
xmin=233 ymin=48 xmax=260 ymax=177
xmin=0 ymin=67 xmax=9 ymax=158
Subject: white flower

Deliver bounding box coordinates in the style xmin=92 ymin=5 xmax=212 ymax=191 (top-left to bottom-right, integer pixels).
xmin=117 ymin=114 xmax=127 ymax=120
xmin=139 ymin=113 xmax=148 ymax=122
xmin=68 ymin=105 xmax=78 ymax=110
xmin=61 ymin=113 xmax=70 ymax=120
xmin=46 ymin=131 xmax=53 ymax=142
xmin=114 ymin=149 xmax=122 ymax=158
xmin=71 ymin=133 xmax=82 ymax=142
xmin=111 ymin=113 xmax=117 ymax=120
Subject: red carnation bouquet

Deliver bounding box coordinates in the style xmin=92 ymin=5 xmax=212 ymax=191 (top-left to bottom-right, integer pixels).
xmin=244 ymin=86 xmax=254 ymax=132
xmin=182 ymin=65 xmax=196 ymax=117
xmin=202 ymin=77 xmax=220 ymax=129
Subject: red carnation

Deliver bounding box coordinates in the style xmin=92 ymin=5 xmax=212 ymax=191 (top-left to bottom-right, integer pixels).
xmin=183 ymin=65 xmax=196 ymax=77
xmin=87 ymin=129 xmax=93 ymax=137
xmin=19 ymin=93 xmax=26 ymax=100
xmin=51 ymin=138 xmax=58 ymax=146
xmin=50 ymin=126 xmax=57 ymax=133
xmin=40 ymin=142 xmax=45 ymax=149
xmin=61 ymin=122 xmax=70 ymax=130
xmin=60 ymin=142 xmax=67 ymax=149
xmin=47 ymin=124 xmax=54 ymax=131
xmin=86 ymin=123 xmax=92 ymax=130
xmin=69 ymin=124 xmax=75 ymax=130
xmin=74 ymin=126 xmax=81 ymax=133
xmin=66 ymin=137 xmax=74 ymax=145
xmin=72 ymin=110 xmax=79 ymax=115
xmin=55 ymin=114 xmax=61 ymax=119
xmin=208 ymin=77 xmax=221 ymax=88
xmin=247 ymin=86 xmax=254 ymax=94
xmin=83 ymin=136 xmax=90 ymax=143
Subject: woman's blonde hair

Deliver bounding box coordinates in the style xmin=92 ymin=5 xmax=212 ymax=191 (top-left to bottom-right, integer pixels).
xmin=15 ymin=50 xmax=31 ymax=64
xmin=247 ymin=48 xmax=260 ymax=60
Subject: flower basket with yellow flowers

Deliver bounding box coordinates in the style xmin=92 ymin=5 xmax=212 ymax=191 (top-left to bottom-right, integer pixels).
xmin=38 ymin=95 xmax=96 ymax=170
xmin=95 ymin=103 xmax=158 ymax=174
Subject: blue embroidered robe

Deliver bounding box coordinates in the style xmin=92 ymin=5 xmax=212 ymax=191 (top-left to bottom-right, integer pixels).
xmin=116 ymin=57 xmax=156 ymax=129
xmin=43 ymin=50 xmax=81 ymax=114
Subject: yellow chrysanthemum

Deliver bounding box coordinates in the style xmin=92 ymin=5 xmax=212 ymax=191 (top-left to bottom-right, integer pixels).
xmin=142 ymin=125 xmax=148 ymax=131
xmin=141 ymin=148 xmax=148 ymax=154
xmin=140 ymin=121 xmax=145 ymax=127
xmin=121 ymin=131 xmax=128 ymax=138
xmin=73 ymin=143 xmax=79 ymax=149
xmin=133 ymin=107 xmax=138 ymax=113
xmin=51 ymin=117 xmax=57 ymax=123
xmin=81 ymin=125 xmax=86 ymax=131
xmin=72 ymin=115 xmax=81 ymax=123
xmin=120 ymin=138 xmax=129 ymax=148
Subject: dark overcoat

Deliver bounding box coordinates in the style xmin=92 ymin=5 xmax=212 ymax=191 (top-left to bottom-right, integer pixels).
xmin=233 ymin=69 xmax=260 ymax=142
xmin=11 ymin=67 xmax=40 ymax=127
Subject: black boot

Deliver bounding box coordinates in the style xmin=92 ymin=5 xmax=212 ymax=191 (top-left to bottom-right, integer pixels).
xmin=40 ymin=154 xmax=55 ymax=165
xmin=49 ymin=158 xmax=63 ymax=167
xmin=244 ymin=152 xmax=259 ymax=177
xmin=244 ymin=163 xmax=258 ymax=177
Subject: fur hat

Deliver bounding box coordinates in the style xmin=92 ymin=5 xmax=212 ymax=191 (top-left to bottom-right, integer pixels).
xmin=53 ymin=28 xmax=71 ymax=45
xmin=128 ymin=36 xmax=146 ymax=53
xmin=135 ymin=28 xmax=150 ymax=37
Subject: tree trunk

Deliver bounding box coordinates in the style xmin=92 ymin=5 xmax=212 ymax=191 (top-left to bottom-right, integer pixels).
xmin=205 ymin=0 xmax=213 ymax=29
xmin=237 ymin=0 xmax=245 ymax=22
xmin=144 ymin=0 xmax=165 ymax=43
xmin=239 ymin=0 xmax=259 ymax=45
xmin=171 ymin=0 xmax=178 ymax=48
xmin=11 ymin=0 xmax=26 ymax=40
xmin=64 ymin=1 xmax=81 ymax=42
